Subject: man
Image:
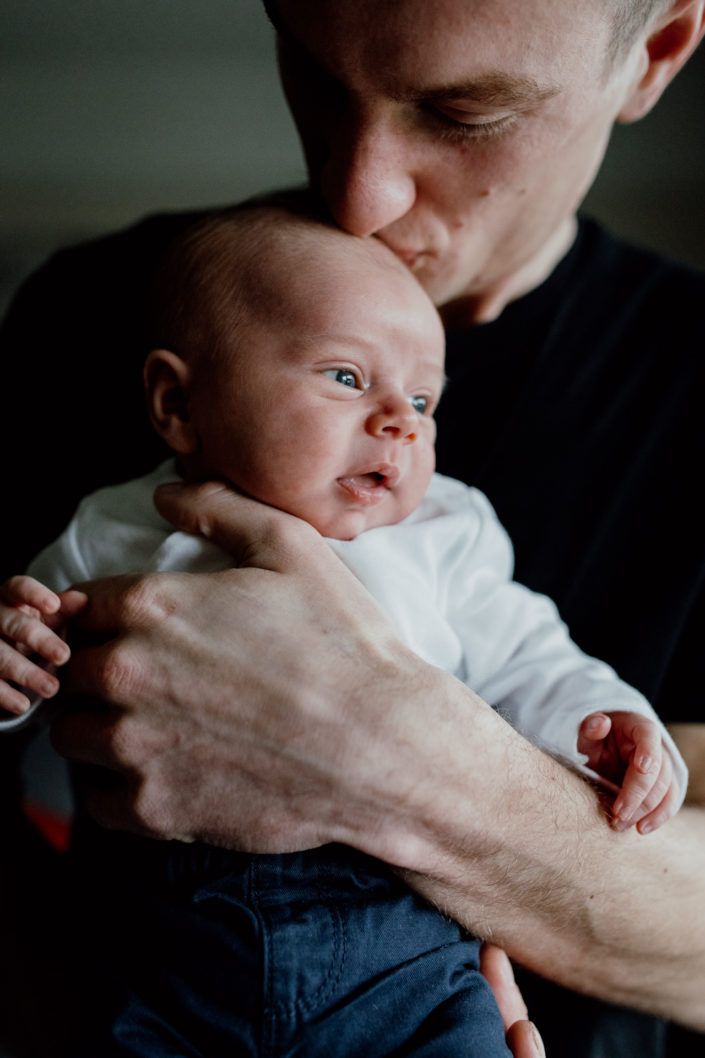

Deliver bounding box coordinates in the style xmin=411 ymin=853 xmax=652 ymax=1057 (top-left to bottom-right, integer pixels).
xmin=1 ymin=1 xmax=704 ymax=1055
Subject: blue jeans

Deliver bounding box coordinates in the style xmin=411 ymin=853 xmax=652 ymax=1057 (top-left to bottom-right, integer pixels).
xmin=71 ymin=833 xmax=511 ymax=1057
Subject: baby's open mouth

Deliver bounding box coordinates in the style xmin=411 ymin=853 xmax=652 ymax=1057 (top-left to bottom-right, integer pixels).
xmin=337 ymin=465 xmax=399 ymax=504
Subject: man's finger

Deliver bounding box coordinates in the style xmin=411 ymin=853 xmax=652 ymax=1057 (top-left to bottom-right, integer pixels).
xmin=57 ymin=588 xmax=89 ymax=619
xmin=62 ymin=573 xmax=143 ymax=637
xmin=480 ymin=943 xmax=528 ymax=1030
xmin=50 ymin=707 xmax=130 ymax=770
xmin=153 ymin=479 xmax=321 ymax=571
xmin=506 ymin=1019 xmax=546 ymax=1058
xmin=480 ymin=945 xmax=545 ymax=1056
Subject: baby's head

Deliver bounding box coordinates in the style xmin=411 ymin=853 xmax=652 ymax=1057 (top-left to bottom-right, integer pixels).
xmin=145 ymin=199 xmax=446 ymax=540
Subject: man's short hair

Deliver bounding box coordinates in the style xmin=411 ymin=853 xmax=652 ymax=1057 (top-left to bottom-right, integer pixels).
xmin=609 ymin=0 xmax=671 ymax=61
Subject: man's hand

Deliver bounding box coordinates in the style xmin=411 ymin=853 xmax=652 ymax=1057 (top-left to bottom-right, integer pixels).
xmin=52 ymin=480 xmax=440 ymax=856
xmin=480 ymin=945 xmax=546 ymax=1057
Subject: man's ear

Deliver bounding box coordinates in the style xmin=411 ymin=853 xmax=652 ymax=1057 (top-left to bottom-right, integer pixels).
xmin=618 ymin=0 xmax=705 ymax=123
xmin=144 ymin=348 xmax=199 ymax=455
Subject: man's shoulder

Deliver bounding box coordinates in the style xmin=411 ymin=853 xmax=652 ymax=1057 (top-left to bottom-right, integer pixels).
xmin=6 ymin=209 xmax=213 ymax=314
xmin=41 ymin=208 xmax=211 ymax=269
xmin=574 ymin=216 xmax=705 ymax=309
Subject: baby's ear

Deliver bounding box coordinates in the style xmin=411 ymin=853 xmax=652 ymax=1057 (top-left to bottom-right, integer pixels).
xmin=144 ymin=349 xmax=198 ymax=454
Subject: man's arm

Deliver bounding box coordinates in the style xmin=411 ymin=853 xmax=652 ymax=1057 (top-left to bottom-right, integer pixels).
xmin=53 ymin=482 xmax=705 ymax=1032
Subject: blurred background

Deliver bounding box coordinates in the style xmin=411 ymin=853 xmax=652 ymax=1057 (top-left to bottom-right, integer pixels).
xmin=2 ymin=0 xmax=704 ymax=320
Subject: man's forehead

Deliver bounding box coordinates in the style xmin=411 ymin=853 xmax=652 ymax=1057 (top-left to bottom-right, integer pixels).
xmin=265 ymin=0 xmax=607 ymax=91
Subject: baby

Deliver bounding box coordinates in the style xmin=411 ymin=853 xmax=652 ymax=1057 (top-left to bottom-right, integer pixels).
xmin=0 ymin=203 xmax=686 ymax=1056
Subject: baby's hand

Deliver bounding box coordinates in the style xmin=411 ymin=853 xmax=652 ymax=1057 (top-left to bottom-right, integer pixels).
xmin=578 ymin=710 xmax=679 ymax=835
xmin=0 ymin=575 xmax=86 ymax=716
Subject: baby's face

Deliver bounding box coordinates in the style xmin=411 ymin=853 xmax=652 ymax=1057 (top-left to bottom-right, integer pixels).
xmin=187 ymin=235 xmax=445 ymax=539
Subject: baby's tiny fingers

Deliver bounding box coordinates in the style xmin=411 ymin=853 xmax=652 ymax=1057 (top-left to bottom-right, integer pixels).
xmin=637 ymin=764 xmax=680 ymax=835
xmin=0 ymin=575 xmax=61 ymax=614
xmin=577 ymin=712 xmax=612 ymax=754
xmin=630 ymin=717 xmax=663 ymax=775
xmin=0 ymin=606 xmax=69 ymax=665
xmin=0 ymin=640 xmax=61 ymax=701
xmin=0 ymin=678 xmax=34 ymax=715
xmin=632 ymin=753 xmax=674 ymax=821
xmin=612 ymin=751 xmax=663 ymax=829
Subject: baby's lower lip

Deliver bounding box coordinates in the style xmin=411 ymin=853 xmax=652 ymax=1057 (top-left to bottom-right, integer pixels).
xmin=337 ymin=474 xmax=390 ymax=506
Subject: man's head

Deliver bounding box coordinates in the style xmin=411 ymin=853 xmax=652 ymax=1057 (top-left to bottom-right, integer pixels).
xmin=145 ymin=202 xmax=445 ymax=540
xmin=265 ymin=0 xmax=704 ymax=321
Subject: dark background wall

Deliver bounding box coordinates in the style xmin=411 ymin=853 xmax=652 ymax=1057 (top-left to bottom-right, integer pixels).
xmin=2 ymin=0 xmax=704 ymax=317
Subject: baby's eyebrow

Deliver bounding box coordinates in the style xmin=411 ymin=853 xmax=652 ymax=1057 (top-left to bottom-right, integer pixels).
xmin=418 ymin=362 xmax=448 ymax=396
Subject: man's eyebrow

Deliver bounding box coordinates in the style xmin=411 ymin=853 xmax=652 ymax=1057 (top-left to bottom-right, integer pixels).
xmin=408 ymin=75 xmax=560 ymax=109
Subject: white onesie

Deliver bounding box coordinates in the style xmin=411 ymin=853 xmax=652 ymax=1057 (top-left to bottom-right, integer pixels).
xmin=23 ymin=459 xmax=687 ymax=798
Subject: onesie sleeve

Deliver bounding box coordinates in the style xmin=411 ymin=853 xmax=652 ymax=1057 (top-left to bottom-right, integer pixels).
xmin=26 ymin=461 xmax=181 ymax=591
xmin=442 ymin=485 xmax=688 ymax=804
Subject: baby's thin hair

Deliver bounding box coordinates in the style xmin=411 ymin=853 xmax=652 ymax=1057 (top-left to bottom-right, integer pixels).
xmin=147 ymin=188 xmax=337 ymax=366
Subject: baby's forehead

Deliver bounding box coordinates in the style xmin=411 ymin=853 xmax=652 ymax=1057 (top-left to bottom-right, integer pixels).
xmin=196 ymin=210 xmax=444 ymax=354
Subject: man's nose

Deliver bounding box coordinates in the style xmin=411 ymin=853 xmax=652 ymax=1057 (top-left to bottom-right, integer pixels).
xmin=366 ymin=394 xmax=418 ymax=443
xmin=320 ymin=116 xmax=417 ymax=237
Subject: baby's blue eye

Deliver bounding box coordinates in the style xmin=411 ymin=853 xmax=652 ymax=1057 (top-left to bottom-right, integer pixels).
xmin=323 ymin=368 xmax=360 ymax=388
xmin=409 ymin=395 xmax=429 ymax=414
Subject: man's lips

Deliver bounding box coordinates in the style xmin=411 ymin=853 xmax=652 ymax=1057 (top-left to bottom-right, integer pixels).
xmin=337 ymin=463 xmax=400 ymax=505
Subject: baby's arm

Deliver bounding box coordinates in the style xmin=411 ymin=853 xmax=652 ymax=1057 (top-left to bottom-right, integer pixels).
xmin=578 ymin=711 xmax=681 ymax=834
xmin=0 ymin=575 xmax=85 ymax=715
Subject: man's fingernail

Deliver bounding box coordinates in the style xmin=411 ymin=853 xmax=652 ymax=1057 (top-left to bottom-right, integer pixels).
xmin=530 ymin=1022 xmax=546 ymax=1057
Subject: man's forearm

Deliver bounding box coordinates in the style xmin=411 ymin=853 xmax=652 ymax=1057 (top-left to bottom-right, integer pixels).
xmin=380 ymin=688 xmax=705 ymax=1030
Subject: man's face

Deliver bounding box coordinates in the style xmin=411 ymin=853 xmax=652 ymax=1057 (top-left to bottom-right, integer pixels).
xmin=187 ymin=235 xmax=445 ymax=540
xmin=268 ymin=0 xmax=643 ymax=317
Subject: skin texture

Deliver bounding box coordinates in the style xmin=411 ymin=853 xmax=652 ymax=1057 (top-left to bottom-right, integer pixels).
xmin=31 ymin=0 xmax=705 ymax=1038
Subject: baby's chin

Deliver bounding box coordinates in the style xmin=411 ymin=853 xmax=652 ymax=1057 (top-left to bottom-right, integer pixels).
xmin=310 ymin=503 xmax=417 ymax=541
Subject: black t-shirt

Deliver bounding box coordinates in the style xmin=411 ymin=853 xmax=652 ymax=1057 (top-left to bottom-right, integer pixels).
xmin=437 ymin=217 xmax=705 ymax=724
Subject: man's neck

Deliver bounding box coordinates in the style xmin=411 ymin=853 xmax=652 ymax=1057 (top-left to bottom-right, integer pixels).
xmin=440 ymin=216 xmax=578 ymax=329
